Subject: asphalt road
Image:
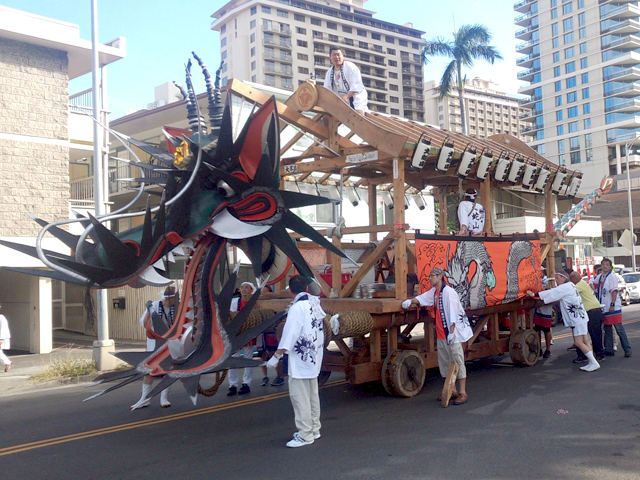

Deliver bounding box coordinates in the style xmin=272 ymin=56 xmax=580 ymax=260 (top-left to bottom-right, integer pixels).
xmin=2 ymin=306 xmax=640 ymax=480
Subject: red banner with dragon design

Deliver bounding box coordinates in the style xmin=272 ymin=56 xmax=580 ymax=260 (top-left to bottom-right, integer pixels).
xmin=415 ymin=233 xmax=542 ymax=310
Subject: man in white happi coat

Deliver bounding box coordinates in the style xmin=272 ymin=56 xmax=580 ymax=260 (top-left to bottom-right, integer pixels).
xmin=402 ymin=267 xmax=473 ymax=406
xmin=273 ymin=275 xmax=325 ymax=448
xmin=457 ymin=188 xmax=485 ymax=234
xmin=0 ymin=306 xmax=12 ymax=372
xmin=131 ymin=285 xmax=178 ymax=410
xmin=527 ymin=271 xmax=600 ymax=372
xmin=323 ymin=46 xmax=369 ymax=113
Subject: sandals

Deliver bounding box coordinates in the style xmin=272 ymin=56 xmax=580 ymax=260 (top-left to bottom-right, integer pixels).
xmin=437 ymin=391 xmax=458 ymax=402
xmin=4 ymin=363 xmax=11 ymax=372
xmin=453 ymin=393 xmax=468 ymax=405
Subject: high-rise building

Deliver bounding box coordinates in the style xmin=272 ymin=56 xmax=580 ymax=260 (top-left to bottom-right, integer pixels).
xmin=515 ymin=0 xmax=640 ymax=191
xmin=211 ymin=0 xmax=426 ymax=120
xmin=424 ymin=78 xmax=531 ymax=140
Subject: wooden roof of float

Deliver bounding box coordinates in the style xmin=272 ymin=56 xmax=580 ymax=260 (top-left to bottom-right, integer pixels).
xmin=225 ymin=78 xmax=580 ymax=193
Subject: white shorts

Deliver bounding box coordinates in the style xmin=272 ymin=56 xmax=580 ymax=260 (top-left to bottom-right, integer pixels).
xmin=572 ymin=322 xmax=588 ymax=337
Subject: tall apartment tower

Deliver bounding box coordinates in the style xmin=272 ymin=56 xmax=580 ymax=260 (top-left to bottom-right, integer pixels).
xmin=515 ymin=0 xmax=640 ymax=191
xmin=211 ymin=0 xmax=426 ymax=120
xmin=424 ymin=78 xmax=532 ymax=140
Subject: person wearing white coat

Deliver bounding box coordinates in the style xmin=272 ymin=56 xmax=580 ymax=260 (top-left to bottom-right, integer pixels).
xmin=0 ymin=307 xmax=11 ymax=372
xmin=323 ymin=46 xmax=369 ymax=113
xmin=403 ymin=267 xmax=473 ymax=406
xmin=131 ymin=286 xmax=178 ymax=410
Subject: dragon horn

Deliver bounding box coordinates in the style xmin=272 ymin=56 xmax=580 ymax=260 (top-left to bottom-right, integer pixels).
xmin=184 ymin=59 xmax=207 ymax=134
xmin=192 ymin=52 xmax=223 ymax=134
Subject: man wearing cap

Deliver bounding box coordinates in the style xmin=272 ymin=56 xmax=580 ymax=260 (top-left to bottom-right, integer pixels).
xmin=132 ymin=285 xmax=178 ymax=409
xmin=457 ymin=189 xmax=485 ymax=234
xmin=402 ymin=267 xmax=473 ymax=406
xmin=568 ymin=270 xmax=605 ymax=362
xmin=0 ymin=306 xmax=12 ymax=372
xmin=228 ymin=281 xmax=257 ymax=396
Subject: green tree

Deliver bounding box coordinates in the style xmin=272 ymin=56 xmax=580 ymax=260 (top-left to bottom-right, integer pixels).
xmin=422 ymin=24 xmax=503 ymax=136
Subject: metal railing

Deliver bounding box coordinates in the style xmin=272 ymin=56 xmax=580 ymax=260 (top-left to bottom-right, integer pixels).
xmin=604 ymin=66 xmax=640 ymax=81
xmin=69 ymin=88 xmax=93 ymax=112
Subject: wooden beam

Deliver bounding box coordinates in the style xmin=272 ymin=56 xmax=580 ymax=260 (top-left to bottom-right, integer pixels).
xmin=369 ymin=185 xmax=377 ymax=242
xmin=481 ymin=179 xmax=493 ymax=233
xmin=331 ymin=233 xmax=342 ymax=298
xmin=393 ymin=158 xmax=408 ymax=299
xmin=544 ymin=182 xmax=556 ymax=277
xmin=339 ymin=233 xmax=394 ymax=298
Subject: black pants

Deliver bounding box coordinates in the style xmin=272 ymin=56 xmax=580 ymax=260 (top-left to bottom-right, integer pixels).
xmin=576 ymin=307 xmax=604 ymax=359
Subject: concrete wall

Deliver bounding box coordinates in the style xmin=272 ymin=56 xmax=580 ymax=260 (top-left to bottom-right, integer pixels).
xmin=0 ymin=37 xmax=69 ymax=237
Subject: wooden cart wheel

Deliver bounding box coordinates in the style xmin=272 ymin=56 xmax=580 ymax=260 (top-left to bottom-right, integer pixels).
xmin=381 ymin=349 xmax=425 ymax=397
xmin=317 ymin=370 xmax=331 ymax=387
xmin=509 ymin=328 xmax=540 ymax=366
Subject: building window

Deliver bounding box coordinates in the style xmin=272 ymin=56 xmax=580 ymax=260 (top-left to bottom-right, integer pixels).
xmin=391 ymin=96 xmax=399 ymax=103
xmin=584 ymin=118 xmax=591 ymax=129
xmin=311 ymin=18 xmax=321 ymax=26
xmin=551 ymin=8 xmax=557 ymax=18
xmin=386 ymin=36 xmax=395 ymax=43
xmin=251 ymin=47 xmax=256 ymax=56
xmin=251 ymin=60 xmax=256 ymax=70
xmin=390 ymin=84 xmax=398 ymax=91
xmin=568 ymin=106 xmax=578 ymax=117
xmin=566 ymin=76 xmax=576 ymax=88
xmin=555 ymin=95 xmax=562 ymax=106
xmin=342 ymin=25 xmax=352 ymax=33
xmin=585 ymin=148 xmax=593 ymax=162
xmin=357 ymin=29 xmax=367 ymax=37
xmin=579 ymin=42 xmax=587 ymax=54
xmin=563 ymin=2 xmax=572 ymax=14
xmin=570 ymin=151 xmax=581 ymax=164
xmin=578 ymin=0 xmax=584 ymax=7
xmin=580 ymin=57 xmax=588 ymax=69
xmin=563 ymin=18 xmax=573 ymax=32
xmin=250 ymin=6 xmax=257 ymax=15
xmin=389 ymin=72 xmax=398 ymax=79
xmin=559 ymin=154 xmax=565 ymax=166
xmin=578 ymin=12 xmax=585 ymax=26
xmin=582 ymin=87 xmax=589 ymax=99
xmin=327 ymin=22 xmax=337 ymax=30
xmin=583 ymin=103 xmax=590 ymax=114
xmin=569 ymin=121 xmax=578 ymax=133
xmin=558 ymin=139 xmax=565 ymax=153
xmin=585 ymin=133 xmax=592 ymax=148
xmin=552 ymin=23 xmax=559 ymax=36
xmin=298 ymin=66 xmax=309 ymax=75
xmin=399 ymin=39 xmax=408 ymax=47
xmin=555 ymin=81 xmax=562 ymax=92
xmin=391 ymin=108 xmax=399 ymax=115
xmin=262 ymin=6 xmax=271 ymax=13
xmin=277 ymin=9 xmax=288 ymax=18
xmin=557 ymin=110 xmax=564 ymax=121
xmin=565 ymin=46 xmax=575 ymax=58
xmin=294 ymin=13 xmax=305 ymax=22
xmin=372 ymin=33 xmax=381 ymax=40
xmin=221 ymin=50 xmax=227 ymax=60
xmin=552 ymin=37 xmax=559 ymax=48
xmin=389 ymin=60 xmax=397 ymax=67
xmin=565 ymin=61 xmax=575 ymax=73
xmin=297 ymin=40 xmax=307 ymax=47
xmin=570 ymin=135 xmax=580 ymax=150
xmin=579 ymin=28 xmax=586 ymax=39
xmin=567 ymin=91 xmax=577 ymax=103
xmin=557 ymin=125 xmax=565 ymax=135
xmin=564 ymin=32 xmax=574 ymax=44
xmin=551 ymin=0 xmax=557 ymax=6
xmin=221 ymin=37 xmax=227 ymax=47
xmin=553 ymin=52 xmax=560 ymax=62
xmin=220 ymin=24 xmax=226 ymax=34
xmin=296 ymin=27 xmax=306 ymax=34
xmin=297 ymin=53 xmax=308 ymax=61
xmin=554 ymin=66 xmax=561 ymax=77
xmin=536 ymin=131 xmax=545 ymax=140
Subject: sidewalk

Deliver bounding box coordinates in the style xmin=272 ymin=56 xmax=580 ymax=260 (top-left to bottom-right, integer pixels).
xmin=0 ymin=330 xmax=146 ymax=396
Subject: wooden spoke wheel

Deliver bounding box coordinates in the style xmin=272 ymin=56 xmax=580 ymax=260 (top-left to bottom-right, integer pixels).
xmin=317 ymin=370 xmax=331 ymax=387
xmin=509 ymin=328 xmax=541 ymax=366
xmin=381 ymin=349 xmax=425 ymax=397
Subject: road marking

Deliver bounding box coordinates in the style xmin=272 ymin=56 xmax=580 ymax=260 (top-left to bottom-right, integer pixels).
xmin=0 ymin=379 xmax=348 ymax=457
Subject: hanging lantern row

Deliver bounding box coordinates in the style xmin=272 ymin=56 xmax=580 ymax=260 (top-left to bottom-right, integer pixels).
xmin=410 ymin=134 xmax=583 ymax=198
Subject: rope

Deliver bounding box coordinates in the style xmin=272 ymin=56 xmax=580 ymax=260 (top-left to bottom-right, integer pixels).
xmin=197 ymin=370 xmax=227 ymax=397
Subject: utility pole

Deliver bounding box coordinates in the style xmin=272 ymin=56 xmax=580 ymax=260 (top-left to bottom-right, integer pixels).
xmin=91 ymin=0 xmax=115 ymax=371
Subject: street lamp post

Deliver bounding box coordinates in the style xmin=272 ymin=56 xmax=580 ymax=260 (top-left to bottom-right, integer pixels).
xmin=625 ymin=137 xmax=637 ymax=271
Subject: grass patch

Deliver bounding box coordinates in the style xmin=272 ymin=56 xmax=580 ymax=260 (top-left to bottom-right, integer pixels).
xmin=30 ymin=357 xmax=98 ymax=384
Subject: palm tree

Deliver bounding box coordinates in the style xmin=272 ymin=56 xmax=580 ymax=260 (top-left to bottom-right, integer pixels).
xmin=422 ymin=24 xmax=503 ymax=136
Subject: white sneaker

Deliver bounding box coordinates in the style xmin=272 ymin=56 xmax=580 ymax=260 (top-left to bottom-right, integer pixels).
xmin=313 ymin=432 xmax=321 ymax=440
xmin=580 ymin=362 xmax=600 ymax=372
xmin=286 ymin=432 xmax=314 ymax=448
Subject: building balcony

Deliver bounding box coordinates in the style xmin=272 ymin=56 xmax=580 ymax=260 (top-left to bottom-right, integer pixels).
xmin=515 ymin=38 xmax=539 ymax=54
xmin=262 ymin=24 xmax=292 ymax=36
xmin=514 ymin=0 xmax=537 ymax=13
xmin=400 ymin=54 xmax=422 ymax=65
xmin=401 ymin=80 xmax=423 ymax=88
xmin=601 ymin=18 xmax=640 ymax=35
xmin=265 ymin=51 xmax=293 ymax=63
xmin=403 ymin=92 xmax=423 ymax=100
xmin=519 ymin=94 xmax=542 ymax=106
xmin=517 ymin=66 xmax=540 ymax=80
xmin=600 ymin=3 xmax=640 ymax=21
xmin=364 ymin=82 xmax=388 ymax=92
xmin=519 ymin=109 xmax=540 ymax=121
xmin=265 ymin=66 xmax=293 ymax=77
xmin=514 ymin=11 xmax=537 ymax=27
xmin=515 ymin=24 xmax=539 ymax=40
xmin=520 ymin=123 xmax=543 ymax=133
xmin=605 ymin=82 xmax=640 ymax=97
xmin=604 ymin=66 xmax=640 ymax=82
xmin=516 ymin=52 xmax=540 ymax=67
xmin=602 ymin=34 xmax=640 ymax=50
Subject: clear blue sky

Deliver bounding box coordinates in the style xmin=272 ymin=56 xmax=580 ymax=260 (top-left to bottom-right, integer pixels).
xmin=1 ymin=0 xmax=522 ymax=119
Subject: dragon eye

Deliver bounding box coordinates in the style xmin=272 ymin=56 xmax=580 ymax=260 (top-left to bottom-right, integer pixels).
xmin=217 ymin=180 xmax=236 ymax=198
